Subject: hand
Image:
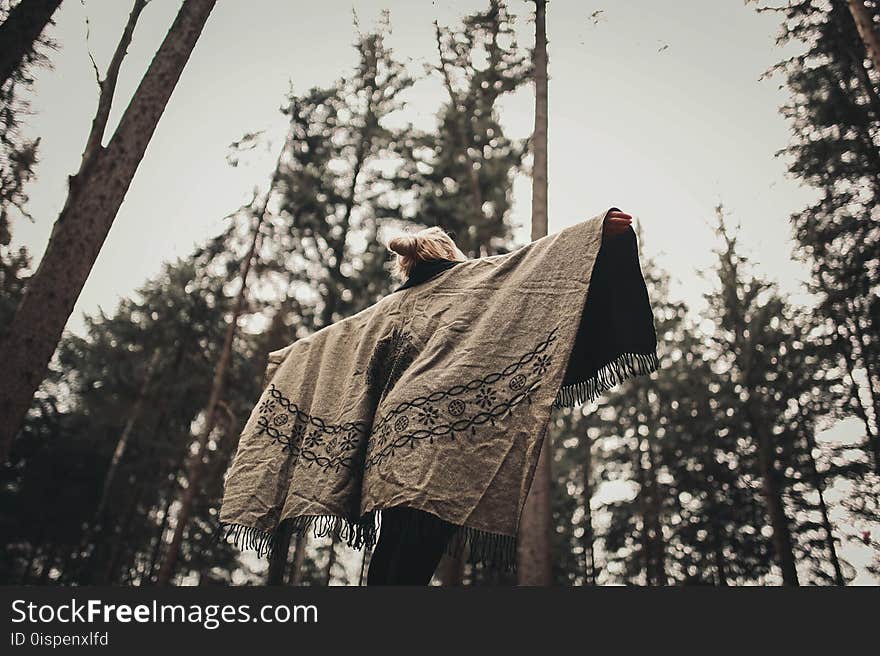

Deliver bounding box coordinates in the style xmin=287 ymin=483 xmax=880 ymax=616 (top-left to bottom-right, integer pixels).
xmin=603 ymin=210 xmax=633 ymax=238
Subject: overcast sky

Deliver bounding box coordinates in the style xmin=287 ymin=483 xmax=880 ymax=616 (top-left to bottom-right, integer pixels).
xmin=14 ymin=0 xmax=873 ymax=583
xmin=15 ymin=0 xmax=818 ymax=333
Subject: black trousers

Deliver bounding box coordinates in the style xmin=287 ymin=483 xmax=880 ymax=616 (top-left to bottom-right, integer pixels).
xmin=366 ymin=507 xmax=456 ymax=586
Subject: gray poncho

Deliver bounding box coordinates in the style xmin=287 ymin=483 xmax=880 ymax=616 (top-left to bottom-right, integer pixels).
xmin=217 ymin=206 xmax=659 ymax=571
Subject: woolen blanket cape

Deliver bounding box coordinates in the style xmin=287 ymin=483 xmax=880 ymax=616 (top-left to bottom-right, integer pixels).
xmin=217 ymin=206 xmax=659 ymax=572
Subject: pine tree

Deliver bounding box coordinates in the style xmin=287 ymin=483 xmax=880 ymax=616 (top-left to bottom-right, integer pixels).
xmin=701 ymin=207 xmax=853 ymax=585
xmin=758 ymin=0 xmax=880 ymax=472
xmin=1 ymin=254 xmax=264 ymax=585
xmin=757 ymin=0 xmax=880 ymax=579
xmin=0 ymin=0 xmax=62 ymax=89
xmin=391 ymin=0 xmax=530 ymax=258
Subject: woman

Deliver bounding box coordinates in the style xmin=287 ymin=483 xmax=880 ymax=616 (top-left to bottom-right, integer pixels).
xmin=217 ymin=207 xmax=657 ymax=586
xmin=365 ymin=210 xmax=635 ymax=585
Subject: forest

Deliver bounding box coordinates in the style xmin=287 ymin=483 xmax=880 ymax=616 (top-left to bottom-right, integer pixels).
xmin=1 ymin=0 xmax=879 ymax=586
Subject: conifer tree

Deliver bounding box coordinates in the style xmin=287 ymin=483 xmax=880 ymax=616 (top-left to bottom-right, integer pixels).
xmin=757 ymin=0 xmax=880 ymax=472
xmin=391 ymin=0 xmax=530 ymax=258
xmin=756 ymin=0 xmax=880 ymax=579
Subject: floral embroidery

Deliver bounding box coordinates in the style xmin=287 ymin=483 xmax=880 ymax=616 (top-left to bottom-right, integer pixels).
xmin=532 ymin=354 xmax=551 ymax=376
xmin=290 ymin=422 xmax=307 ymax=442
xmin=417 ymin=405 xmax=440 ymax=425
xmin=304 ymin=430 xmax=324 ymax=449
xmin=474 ymin=385 xmax=497 ymax=409
xmin=252 ymin=328 xmax=560 ymax=473
xmin=252 ymin=384 xmax=369 ymax=472
xmin=340 ymin=432 xmax=359 ymax=451
xmin=364 ymin=328 xmax=560 ymax=469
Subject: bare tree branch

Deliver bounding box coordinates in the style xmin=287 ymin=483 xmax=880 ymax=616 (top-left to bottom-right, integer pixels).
xmin=79 ymin=0 xmax=148 ymax=173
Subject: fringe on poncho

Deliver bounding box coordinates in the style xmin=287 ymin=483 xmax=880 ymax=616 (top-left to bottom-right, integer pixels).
xmin=216 ymin=207 xmax=659 ymax=573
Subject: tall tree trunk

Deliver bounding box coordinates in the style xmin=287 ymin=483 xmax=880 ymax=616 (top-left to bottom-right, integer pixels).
xmin=581 ymin=432 xmax=597 ymax=585
xmin=320 ymin=50 xmax=381 ymax=327
xmin=0 ymin=0 xmax=63 ymax=88
xmin=320 ymin=135 xmax=367 ymax=327
xmin=74 ymin=347 xmax=160 ymax=576
xmin=324 ymin=538 xmax=338 ymax=585
xmin=55 ymin=3 xmax=152 ymax=582
xmin=817 ymin=262 xmax=879 ymax=473
xmin=846 ymin=297 xmax=880 ymax=460
xmin=0 ymin=0 xmax=217 ymax=463
xmin=145 ymin=480 xmax=176 ymax=585
xmin=835 ymin=318 xmax=880 ymax=473
xmin=529 ymin=0 xmax=549 ymax=242
xmin=799 ymin=405 xmax=845 ymax=586
xmin=751 ymin=410 xmax=800 ymax=586
xmin=517 ymin=0 xmax=551 ymax=587
xmin=518 ymin=426 xmax=553 ymax=585
xmin=94 ymin=483 xmax=143 ymax=585
xmin=704 ymin=430 xmax=729 ymax=586
xmin=706 ymin=486 xmax=729 ymax=585
xmin=845 ymin=40 xmax=880 ymax=122
xmin=266 ymin=522 xmax=293 ymax=585
xmin=849 ymin=0 xmax=880 ymax=74
xmin=436 ymin=552 xmax=465 ymax=586
xmin=154 ymin=288 xmax=241 ymax=584
xmin=633 ymin=436 xmax=658 ymax=585
xmin=155 ymin=111 xmax=293 ymax=585
xmin=640 ymin=388 xmax=667 ymax=585
xmin=288 ymin=534 xmax=307 ymax=585
xmin=96 ymin=350 xmax=160 ymax=521
xmin=709 ymin=510 xmax=729 ymax=586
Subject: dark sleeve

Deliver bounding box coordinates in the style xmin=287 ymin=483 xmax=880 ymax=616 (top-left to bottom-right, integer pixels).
xmin=556 ymin=208 xmax=659 ymax=405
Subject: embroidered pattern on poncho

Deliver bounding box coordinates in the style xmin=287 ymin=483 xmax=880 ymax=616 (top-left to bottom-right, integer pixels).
xmin=365 ymin=328 xmax=557 ymax=469
xmin=255 ymin=387 xmax=367 ymax=472
xmin=216 ymin=207 xmax=660 ymax=573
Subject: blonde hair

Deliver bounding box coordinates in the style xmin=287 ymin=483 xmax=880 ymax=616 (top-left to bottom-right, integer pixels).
xmin=387 ymin=226 xmax=466 ymax=279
